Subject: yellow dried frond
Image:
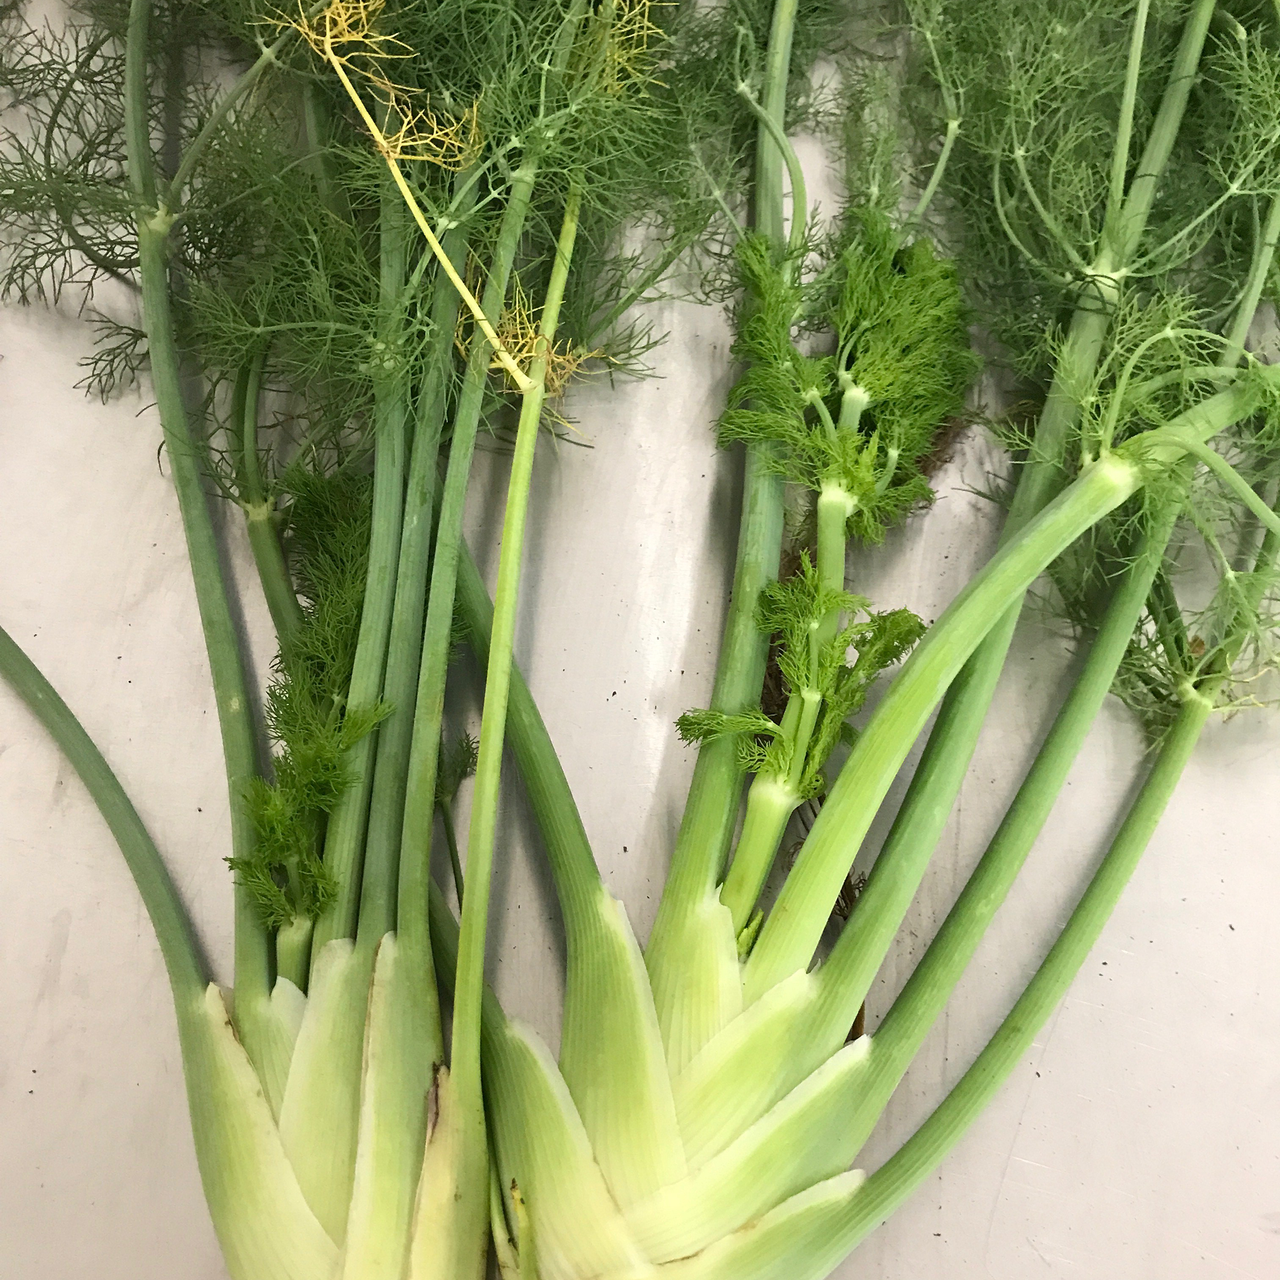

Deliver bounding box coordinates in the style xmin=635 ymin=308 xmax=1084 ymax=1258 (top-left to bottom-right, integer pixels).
xmin=287 ymin=2 xmax=531 ymax=389
xmin=284 ymin=3 xmax=481 ymax=169
xmin=456 ymin=277 xmax=597 ymax=398
xmin=384 ymin=98 xmax=483 ymax=170
xmin=487 ymin=281 xmax=543 ymax=389
xmin=540 ymin=342 xmax=601 ymax=399
xmin=587 ymin=0 xmax=667 ymax=95
xmin=285 ymin=0 xmax=408 ymax=65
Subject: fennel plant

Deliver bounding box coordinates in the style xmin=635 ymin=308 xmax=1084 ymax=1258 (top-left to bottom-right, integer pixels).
xmin=1 ymin=0 xmax=732 ymax=1276
xmin=2 ymin=0 xmax=1279 ymax=1278
xmin=466 ymin=2 xmax=1280 ymax=1276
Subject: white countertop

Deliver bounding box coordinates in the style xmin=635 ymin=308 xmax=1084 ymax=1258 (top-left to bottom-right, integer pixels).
xmin=2 ymin=295 xmax=1278 ymax=1279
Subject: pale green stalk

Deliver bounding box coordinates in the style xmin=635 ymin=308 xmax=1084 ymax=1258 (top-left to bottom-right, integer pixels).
xmin=793 ymin=200 xmax=1280 ymax=1139
xmin=670 ymin=504 xmax=1280 ymax=1276
xmin=1110 ymin=0 xmax=1218 ymax=264
xmin=742 ymin=375 xmax=1268 ymax=999
xmin=355 ymin=198 xmax=473 ymax=946
xmin=454 ymin=543 xmax=601 ymax=922
xmin=645 ymin=0 xmax=795 ymax=1060
xmin=677 ymin=691 xmax=1214 ymax=1280
xmin=719 ymin=777 xmax=803 ymax=937
xmin=397 ymin=157 xmax=539 ymax=966
xmin=836 ymin=498 xmax=1280 ymax=1256
xmin=1106 ymin=0 xmax=1151 ymax=231
xmin=737 ymin=80 xmax=808 ymax=258
xmin=901 ymin=119 xmax=959 ymax=238
xmin=233 ymin=344 xmax=309 ymax=985
xmin=263 ymin=162 xmax=428 ymax=1259
xmin=332 ymin=208 xmax=475 ymax=1280
xmin=802 ymin=180 xmax=1280 ymax=1069
xmin=644 ymin=443 xmax=784 ymax=1052
xmin=397 ymin=6 xmax=592 ymax=947
xmin=460 ymin=530 xmax=689 ymax=1209
xmin=310 ymin=180 xmax=410 ymax=957
xmin=1146 ymin=430 xmax=1280 ymax=537
xmin=0 ymin=629 xmax=336 ymax=1280
xmin=842 ymin=689 xmax=1211 ymax=1234
xmin=1221 ymin=192 xmax=1280 ymax=368
xmin=754 ymin=0 xmax=799 ymax=248
xmin=0 ymin=621 xmax=206 ymax=998
xmin=716 ymin=394 xmax=867 ymax=933
xmin=815 ymin=480 xmax=856 ymax=612
xmin=442 ymin=800 xmax=465 ymax=904
xmin=448 ymin=185 xmax=582 ymax=1280
xmin=898 ymin=21 xmax=963 ymax=242
xmin=750 ymin=0 xmax=1220 ymax=1011
xmin=125 ymin=0 xmax=270 ymax=1058
xmin=389 ymin=154 xmax=540 ymax=1263
xmin=808 ymin=504 xmax=1181 ymax=1137
xmin=300 ymin=81 xmax=351 ymax=223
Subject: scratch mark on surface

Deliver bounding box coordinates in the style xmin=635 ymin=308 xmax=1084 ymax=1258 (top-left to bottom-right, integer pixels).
xmin=1169 ymin=1236 xmax=1265 ymax=1279
xmin=1027 ymin=1236 xmax=1074 ymax=1270
xmin=36 ymin=908 xmax=73 ymax=1006
xmin=985 ymin=1002 xmax=1066 ymax=1266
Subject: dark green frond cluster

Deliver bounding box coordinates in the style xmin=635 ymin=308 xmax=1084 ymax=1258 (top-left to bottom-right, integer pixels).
xmin=755 ymin=554 xmax=924 ymax=794
xmin=234 ymin=699 xmax=387 ymax=928
xmin=719 ymin=213 xmax=976 ymax=543
xmin=680 ymin=553 xmax=924 ymax=793
xmin=830 ymin=213 xmax=979 ymax=536
xmin=0 ymin=15 xmax=134 ymax=303
xmin=436 ymin=731 xmax=479 ymax=807
xmin=282 ymin=471 xmax=380 ymax=685
xmin=234 ymin=471 xmax=387 ymax=926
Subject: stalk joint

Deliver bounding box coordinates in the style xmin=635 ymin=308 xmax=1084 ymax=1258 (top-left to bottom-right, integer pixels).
xmin=1077 ymin=251 xmax=1124 ymax=312
xmin=242 ymin=499 xmax=274 ymax=525
xmin=1177 ymin=678 xmax=1215 ymax=710
xmin=1082 ymin=448 xmax=1142 ymax=494
xmin=818 ymin=479 xmax=857 ymax=523
xmin=837 ymin=379 xmax=870 ymax=430
xmin=140 ymin=205 xmax=175 ymax=236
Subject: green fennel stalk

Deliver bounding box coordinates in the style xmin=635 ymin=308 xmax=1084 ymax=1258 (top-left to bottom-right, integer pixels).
xmin=744 ymin=0 xmax=1220 ymax=1009
xmin=125 ymin=0 xmax=275 ymax=1074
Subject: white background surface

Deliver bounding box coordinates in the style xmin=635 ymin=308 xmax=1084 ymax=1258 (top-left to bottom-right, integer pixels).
xmin=2 ymin=281 xmax=1280 ymax=1280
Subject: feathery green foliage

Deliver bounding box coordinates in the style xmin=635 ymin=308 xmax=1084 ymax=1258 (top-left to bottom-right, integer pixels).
xmin=680 ymin=555 xmax=923 ymax=796
xmin=720 ymin=213 xmax=977 ymax=540
xmin=232 ymin=472 xmax=388 ymax=928
xmin=917 ymin=0 xmax=1280 ymax=735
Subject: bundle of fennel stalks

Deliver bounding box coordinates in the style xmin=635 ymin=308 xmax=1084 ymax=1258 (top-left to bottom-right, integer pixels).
xmin=2 ymin=0 xmax=1279 ymax=1277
